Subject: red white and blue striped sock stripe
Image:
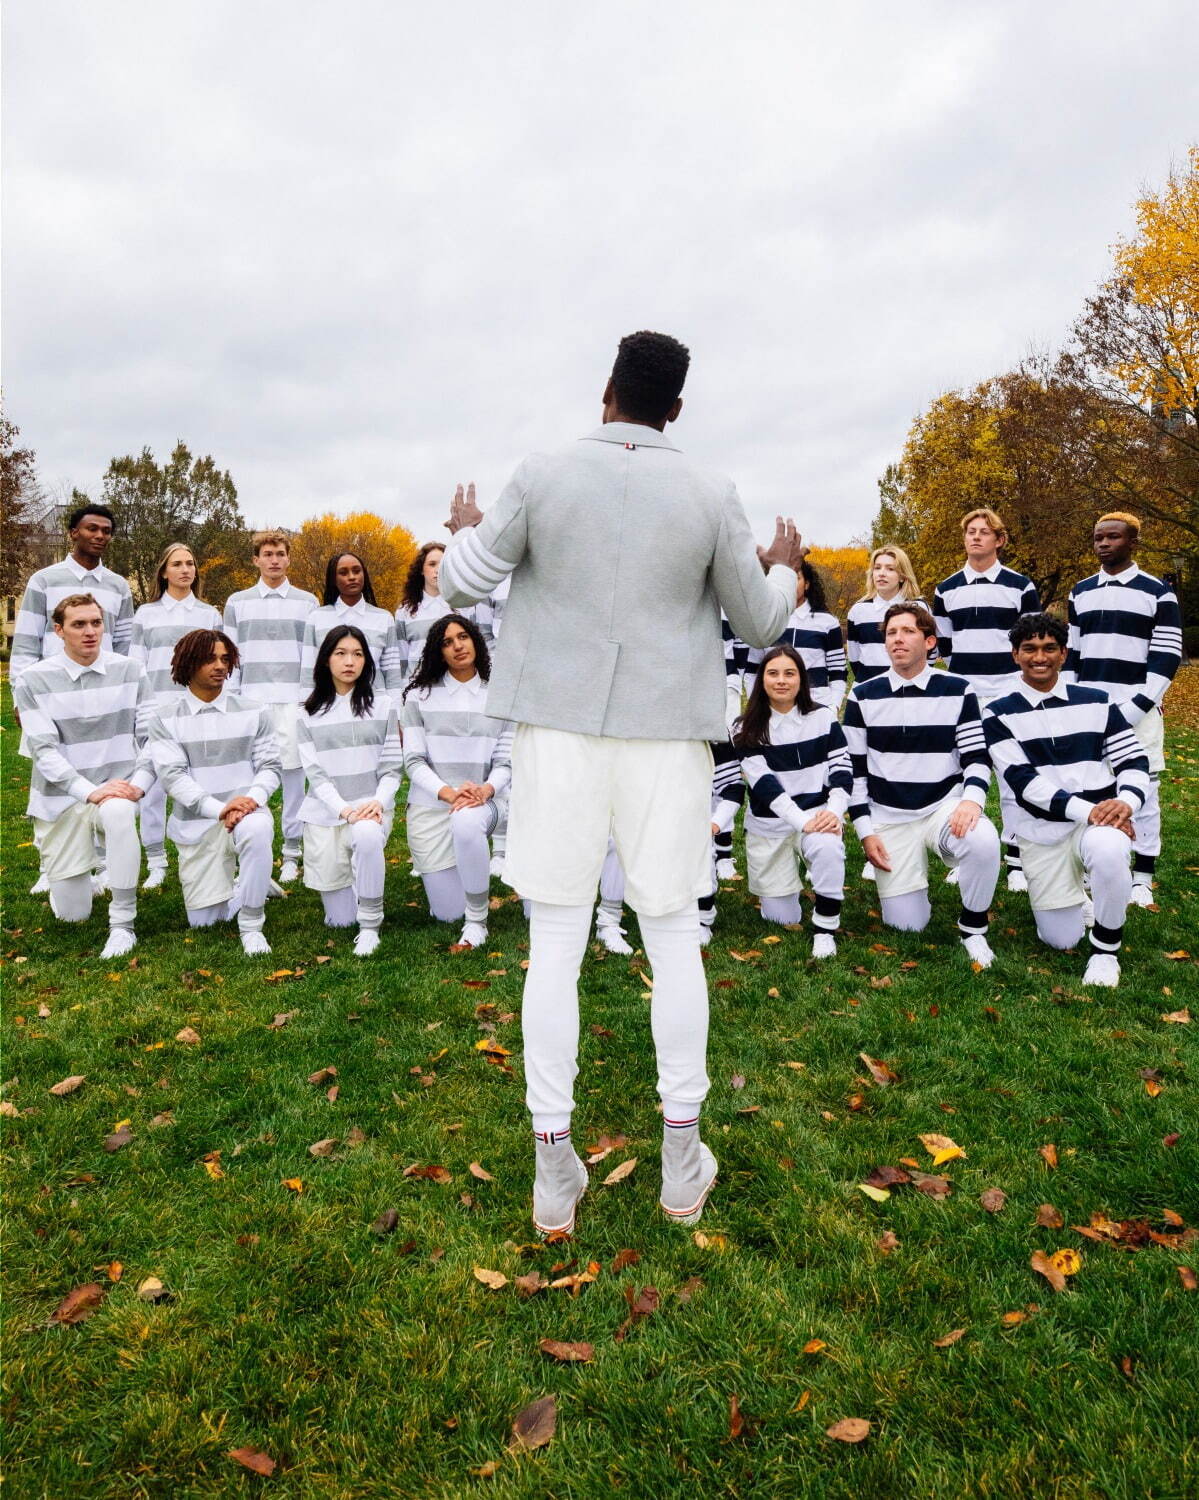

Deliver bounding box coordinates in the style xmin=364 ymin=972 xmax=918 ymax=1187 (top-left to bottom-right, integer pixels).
xmin=532 ymin=1127 xmax=572 ymax=1145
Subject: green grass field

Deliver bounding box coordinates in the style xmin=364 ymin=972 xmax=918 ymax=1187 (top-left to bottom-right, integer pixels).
xmin=2 ymin=677 xmax=1197 ymax=1499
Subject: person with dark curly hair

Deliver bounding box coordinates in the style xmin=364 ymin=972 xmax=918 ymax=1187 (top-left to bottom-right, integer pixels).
xmin=437 ymin=328 xmax=805 ymax=1239
xmin=393 ymin=541 xmax=490 ymax=692
xmin=146 ymin=627 xmax=281 ymax=955
xmin=401 ymin=614 xmax=510 ymax=950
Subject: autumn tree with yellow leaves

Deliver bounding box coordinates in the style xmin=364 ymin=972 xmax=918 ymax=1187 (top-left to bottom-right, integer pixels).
xmin=807 ymin=546 xmax=870 ymax=619
xmin=287 ymin=512 xmax=418 ymax=612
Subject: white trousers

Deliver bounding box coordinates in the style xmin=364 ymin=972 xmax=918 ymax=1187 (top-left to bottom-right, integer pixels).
xmin=874 ymin=800 xmax=999 ymax=935
xmin=415 ymin=802 xmax=497 ymax=925
xmin=139 ymin=776 xmax=168 ymax=860
xmin=181 ymin=809 xmax=273 ymax=932
xmin=1026 ymin=823 xmax=1132 ymax=953
xmin=41 ymin=798 xmax=141 ymax=930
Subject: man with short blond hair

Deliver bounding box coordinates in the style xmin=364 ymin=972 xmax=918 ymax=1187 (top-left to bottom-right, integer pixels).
xmin=14 ymin=594 xmax=152 ymax=958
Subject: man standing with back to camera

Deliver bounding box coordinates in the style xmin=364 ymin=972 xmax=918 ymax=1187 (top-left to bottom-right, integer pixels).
xmin=439 ymin=331 xmax=805 ymax=1236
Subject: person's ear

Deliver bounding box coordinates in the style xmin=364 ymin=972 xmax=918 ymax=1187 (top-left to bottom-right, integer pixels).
xmin=666 ymin=397 xmax=683 ymax=424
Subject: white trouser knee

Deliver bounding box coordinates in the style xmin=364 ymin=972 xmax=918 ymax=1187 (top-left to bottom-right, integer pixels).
xmin=1035 ymin=906 xmax=1085 ymax=950
xmin=761 ymin=894 xmax=803 ymax=925
xmin=939 ymin=813 xmax=1000 ymax=919
xmin=1080 ymin=824 xmax=1133 ymax=936
xmin=639 ymin=904 xmax=710 ymax=1109
xmin=1131 ymin=777 xmax=1161 ymax=859
xmin=97 ymin=796 xmax=142 ymax=892
xmin=322 ymin=887 xmax=358 ymax=926
xmin=139 ymin=777 xmax=168 ymax=856
xmin=422 ymin=867 xmax=465 ymax=922
xmin=233 ymin=809 xmax=274 ymax=912
xmin=349 ymin=819 xmax=386 ymax=901
xmin=882 ymin=890 xmax=931 ymax=931
xmin=522 ymin=901 xmax=592 ymax=1129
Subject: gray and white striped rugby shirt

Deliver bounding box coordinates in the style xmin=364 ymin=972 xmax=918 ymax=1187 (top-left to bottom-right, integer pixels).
xmin=147 ymin=688 xmax=281 ymax=843
xmin=301 ymin=601 xmax=404 ymax=695
xmin=128 ymin=594 xmax=223 ymax=701
xmin=298 ymin=693 xmax=403 ymax=826
xmin=14 ymin=651 xmax=153 ymax=822
xmin=222 ymin=580 xmax=319 ymax=706
xmin=401 ymin=673 xmax=512 ymax=807
xmin=11 ymin=557 xmax=134 ymax=678
xmin=393 ymin=595 xmax=492 ymax=689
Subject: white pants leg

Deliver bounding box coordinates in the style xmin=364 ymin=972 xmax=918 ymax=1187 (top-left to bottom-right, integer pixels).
xmin=281 ymin=767 xmax=305 ymax=860
xmin=522 ymin=900 xmax=592 ymax=1128
xmin=139 ymin=776 xmax=168 ymax=860
xmin=187 ymin=900 xmax=232 ymax=927
xmin=882 ymin=890 xmax=932 ymax=931
xmin=1081 ymin=823 xmax=1132 ymax=953
xmin=232 ymin=809 xmax=273 ymax=933
xmin=423 ymin=868 xmax=465 ymax=922
xmin=761 ymin=894 xmax=803 ymax=925
xmin=937 ymin=813 xmax=1000 ymax=935
xmin=1132 ymin=776 xmax=1161 ymax=860
xmin=322 ymin=887 xmax=358 ymax=926
xmin=50 ymin=873 xmax=94 ymax=923
xmin=640 ymin=905 xmax=710 ymax=1109
xmin=801 ymin=830 xmax=845 ymax=932
xmin=98 ymin=798 xmax=140 ymax=930
xmin=350 ymin=819 xmax=387 ymax=901
xmin=1035 ymin=906 xmax=1086 ymax=950
xmin=451 ymin=802 xmax=497 ymax=923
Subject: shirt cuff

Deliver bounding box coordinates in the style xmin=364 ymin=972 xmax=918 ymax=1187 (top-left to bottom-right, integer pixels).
xmin=827 ymin=788 xmax=849 ymax=819
xmin=1064 ymin=796 xmax=1094 ymax=824
xmin=316 ymin=783 xmax=346 ymax=818
xmin=375 ymin=774 xmax=400 ymax=807
xmin=1120 ymin=698 xmax=1147 ymax=728
xmin=961 ymin=783 xmax=988 ymax=808
xmin=247 ymin=784 xmax=273 ymax=810
xmin=852 ymin=813 xmax=874 ymax=839
xmin=769 ymin=792 xmax=808 ymax=832
xmin=200 ymin=795 xmax=226 ymax=821
xmin=489 ymin=766 xmax=511 ymax=796
xmin=131 ymin=765 xmax=156 ymax=793
xmin=711 ymin=799 xmax=739 ymax=835
xmin=69 ymin=776 xmax=97 ymax=804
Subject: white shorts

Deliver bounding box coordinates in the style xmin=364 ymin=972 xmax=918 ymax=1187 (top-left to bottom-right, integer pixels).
xmin=1131 ymin=705 xmax=1165 ymax=774
xmin=406 ymin=800 xmax=500 ymax=875
xmin=746 ymin=829 xmax=806 ymax=897
xmin=872 ymin=799 xmax=964 ymax=900
xmin=33 ymin=804 xmax=107 ymax=882
xmin=1019 ymin=823 xmax=1128 ymax=912
xmin=303 ymin=816 xmax=394 ymax=891
xmin=265 ymin=702 xmax=302 ymax=771
xmin=505 ymin=724 xmax=713 ymax=917
xmin=177 ymin=823 xmax=239 ymax=909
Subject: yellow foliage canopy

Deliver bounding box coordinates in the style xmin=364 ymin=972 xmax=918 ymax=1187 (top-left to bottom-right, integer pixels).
xmin=807 ymin=546 xmax=870 ymax=619
xmin=287 ymin=512 xmax=419 ymax=613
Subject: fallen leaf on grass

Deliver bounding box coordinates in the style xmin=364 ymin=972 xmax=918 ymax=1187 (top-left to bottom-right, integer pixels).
xmin=136 ymin=1276 xmax=173 ymax=1304
xmin=908 ymin=1171 xmax=952 ymax=1200
xmin=0 ymin=1100 xmax=19 ymax=1118
xmin=675 ymin=1276 xmax=703 ymax=1303
xmin=802 ymin=1338 xmax=827 ymax=1355
xmin=1038 ymin=1144 xmax=1059 ymax=1169
xmin=50 ymin=1282 xmax=105 ymax=1325
xmin=372 ymin=1209 xmax=399 ymax=1236
xmin=1164 ymin=950 xmax=1190 ymax=960
xmin=1178 ymin=1267 xmax=1198 ymax=1291
xmin=1050 ymin=1249 xmax=1082 ymax=1277
xmin=474 ymin=1038 xmax=511 ymax=1057
xmin=514 ymin=1271 xmax=549 ymax=1298
xmin=229 ymin=1448 xmax=276 ymax=1477
xmin=469 ymin=1162 xmax=494 ymax=1182
xmin=149 ymin=1111 xmax=173 ymax=1128
xmin=859 ymin=1053 xmax=900 ymax=1086
xmin=858 ymin=1184 xmax=890 ymax=1203
xmin=918 ymin=1133 xmax=965 ymax=1163
xmin=932 ymin=1328 xmax=967 ymax=1347
xmin=345 ymin=1126 xmax=366 ymax=1147
xmin=175 ymin=1027 xmax=201 ymax=1045
xmin=104 ymin=1261 xmax=123 ymax=1282
xmin=1163 ymin=1132 xmax=1181 ymax=1148
xmin=728 ymin=1393 xmax=747 ymax=1439
xmin=474 ymin=1267 xmax=509 ymax=1291
xmin=979 ymin=1188 xmax=1007 ymax=1214
xmin=403 ymin=1164 xmax=452 ymax=1183
xmin=539 ymin=1338 xmax=593 ymax=1363
xmin=615 ymin=1284 xmax=660 ymax=1340
xmin=730 ymin=1073 xmax=746 ymax=1090
xmin=1001 ymin=1310 xmax=1028 ymax=1326
xmin=509 ymin=1394 xmax=556 ymax=1452
xmin=1036 ymin=1204 xmax=1064 ymax=1228
xmin=1144 ymin=1078 xmax=1164 ymax=1098
xmin=550 ymin=1262 xmax=600 ymax=1296
xmin=267 ymin=1011 xmax=298 ymax=1028
xmin=1030 ymin=1250 xmax=1067 ymax=1292
xmin=864 ymin=1165 xmax=910 ymax=1189
xmin=104 ymin=1126 xmax=133 ymax=1152
xmin=877 ymin=1230 xmax=900 ymax=1255
xmin=308 ymin=1138 xmax=338 ymax=1158
xmin=602 ymin=1158 xmax=637 ymax=1186
xmin=692 ymin=1231 xmax=729 ymax=1250
xmin=1161 ymin=1008 xmax=1191 ymax=1024
xmin=826 ymin=1418 xmax=870 ymax=1443
xmin=472 ymin=1459 xmax=500 ymax=1478
xmin=49 ymin=1075 xmax=85 ymax=1097
xmin=611 ymin=1249 xmax=640 ymax=1272
xmin=308 ymin=1066 xmax=337 ymax=1084
xmin=281 ymin=1178 xmax=303 ymax=1193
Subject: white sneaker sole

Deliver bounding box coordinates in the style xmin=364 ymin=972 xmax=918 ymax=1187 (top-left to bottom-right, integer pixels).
xmin=533 ymin=1176 xmax=588 ymax=1239
xmin=660 ymin=1165 xmax=718 ymax=1225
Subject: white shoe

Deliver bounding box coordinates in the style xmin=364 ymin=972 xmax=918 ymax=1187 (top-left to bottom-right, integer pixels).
xmin=961 ymin=934 xmax=995 ymax=969
xmin=1080 ymin=896 xmax=1095 ymax=927
xmin=142 ymin=862 xmax=168 ymax=892
xmin=715 ymin=857 xmax=738 ymax=881
xmin=861 ymin=863 xmax=876 ymax=884
xmin=660 ymin=1130 xmax=718 ymax=1225
xmin=812 ymin=932 xmax=837 ymax=960
xmin=100 ymin=928 xmax=137 ymax=959
xmin=1083 ymin=953 xmax=1120 ymax=987
xmin=279 ymin=859 xmax=300 ymax=885
xmin=92 ymin=872 xmax=109 ymax=896
xmin=533 ymin=1140 xmax=588 ymax=1237
xmin=266 ymin=879 xmax=286 ymax=900
xmin=1006 ymin=869 xmax=1028 ymax=893
xmin=944 ymin=867 xmax=961 ymax=887
xmin=489 ymin=854 xmax=505 ymax=878
xmin=30 ymin=871 xmax=50 ymax=895
xmin=241 ymin=932 xmax=271 ymax=956
xmin=457 ymin=921 xmax=488 ymax=949
xmin=1129 ymin=883 xmax=1154 ymax=909
xmin=596 ymin=922 xmax=634 ymax=956
xmin=353 ymin=929 xmax=380 ymax=957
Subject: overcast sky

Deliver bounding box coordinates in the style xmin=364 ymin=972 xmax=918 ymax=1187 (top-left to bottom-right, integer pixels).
xmin=4 ymin=1 xmax=1196 ymax=549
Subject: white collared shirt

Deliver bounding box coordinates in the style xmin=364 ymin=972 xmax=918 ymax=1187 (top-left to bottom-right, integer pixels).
xmin=184 ymin=686 xmax=231 ymax=714
xmin=1095 ymin=562 xmax=1140 ymax=587
xmin=256 ymin=578 xmax=293 ymax=599
xmin=886 ymin=664 xmax=935 ymax=692
xmin=964 ymin=559 xmax=1003 ymax=582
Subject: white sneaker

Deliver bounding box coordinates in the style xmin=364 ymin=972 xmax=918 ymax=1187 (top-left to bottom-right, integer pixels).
xmin=533 ymin=1140 xmax=588 ymax=1237
xmin=266 ymin=879 xmax=285 ymax=899
xmin=660 ymin=1130 xmax=718 ymax=1225
xmin=353 ymin=929 xmax=381 ymax=957
xmin=961 ymin=934 xmax=995 ymax=969
xmin=596 ymin=922 xmax=634 ymax=956
xmin=944 ymin=867 xmax=961 ymax=887
xmin=30 ymin=871 xmax=50 ymax=896
xmin=1129 ymin=883 xmax=1154 ymax=909
xmin=92 ymin=872 xmax=109 ymax=896
xmin=279 ymin=859 xmax=300 ymax=885
xmin=241 ymin=932 xmax=272 ymax=956
xmin=489 ymin=854 xmax=505 ymax=878
xmin=1083 ymin=952 xmax=1120 ymax=987
xmin=715 ymin=857 xmax=738 ymax=881
xmin=1080 ymin=896 xmax=1095 ymax=927
xmin=100 ymin=928 xmax=137 ymax=959
xmin=457 ymin=921 xmax=488 ymax=949
xmin=699 ymin=922 xmax=713 ymax=949
xmin=812 ymin=932 xmax=837 ymax=960
xmin=142 ymin=862 xmax=168 ymax=892
xmin=861 ymin=863 xmax=876 ymax=883
xmin=1006 ymin=869 xmax=1028 ymax=893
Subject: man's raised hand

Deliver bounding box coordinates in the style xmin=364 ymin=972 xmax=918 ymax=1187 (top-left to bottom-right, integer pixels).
xmin=445 ymin=482 xmax=484 ymax=534
xmin=757 ymin=517 xmax=807 ymax=573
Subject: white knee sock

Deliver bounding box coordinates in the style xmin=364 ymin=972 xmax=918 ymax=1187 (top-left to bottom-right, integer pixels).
xmin=237 ymin=904 xmax=266 ymax=936
xmin=357 ymin=895 xmax=384 ymax=932
xmin=50 ymin=873 xmax=93 ymax=923
xmin=109 ymin=887 xmax=137 ymax=931
xmin=322 ymin=887 xmax=357 ymax=926
xmin=422 ymin=867 xmax=465 ymax=922
xmin=639 ymin=905 xmax=710 ymax=1110
xmin=882 ymin=890 xmax=931 ymax=931
xmin=281 ymin=767 xmax=305 ymax=859
xmin=523 ymin=901 xmax=591 ymax=1130
xmin=1035 ymin=905 xmax=1086 ymax=950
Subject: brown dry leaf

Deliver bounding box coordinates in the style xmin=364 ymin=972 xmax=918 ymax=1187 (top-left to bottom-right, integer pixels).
xmin=1163 ymin=1209 xmax=1184 ymax=1227
xmin=0 ymin=1100 xmax=20 ymax=1118
xmin=326 ymin=1085 xmax=340 ymax=1103
xmin=728 ymin=1393 xmax=746 ymax=1439
xmin=676 ymin=1276 xmax=704 ymax=1303
xmin=267 ymin=1010 xmax=298 ymax=1028
xmin=932 ymin=1328 xmax=967 ymax=1347
xmin=103 ymin=1126 xmax=134 ymax=1153
xmin=50 ymin=1282 xmax=105 ymax=1325
xmin=49 ymin=1075 xmax=86 ymax=1097
xmin=149 ymin=1111 xmax=174 ymax=1129
xmin=281 ymin=1177 xmax=303 ymax=1193
xmin=865 ymin=1165 xmax=911 ymax=1189
xmin=539 ymin=1338 xmax=593 ymax=1363
xmin=918 ymin=1132 xmax=964 ymax=1159
xmin=344 ymin=1126 xmax=366 ymax=1147
xmin=105 ymin=1261 xmax=123 ymax=1282
xmin=979 ymin=1188 xmax=1007 ymax=1214
xmin=403 ymin=1163 xmax=452 ymax=1183
xmin=1038 ymin=1143 xmax=1059 ymax=1169
xmin=472 ymin=1459 xmax=500 ymax=1478
xmin=909 ymin=1170 xmax=952 ymax=1200
xmin=602 ymin=1157 xmax=637 ymax=1186
xmin=514 ymin=1271 xmax=549 ymax=1298
xmin=372 ymin=1208 xmax=399 ymax=1235
xmin=1036 ymin=1204 xmax=1064 ymax=1228
xmin=1144 ymin=1078 xmax=1164 ymax=1098
xmin=614 ymin=1283 xmax=660 ymax=1340
xmin=802 ymin=1338 xmax=827 ymax=1355
xmin=509 ymin=1394 xmax=556 ymax=1453
xmin=1164 ymin=1132 xmax=1181 ymax=1148
xmin=308 ymin=1066 xmax=338 ymax=1084
xmin=859 ymin=1053 xmax=900 ymax=1086
xmin=1161 ymin=1008 xmax=1191 ymax=1024
xmin=869 ymin=975 xmax=894 ymax=990
xmin=826 ymin=1418 xmax=871 ymax=1443
xmin=473 ymin=1267 xmax=509 ymax=1291
xmin=136 ymin=1276 xmax=172 ymax=1304
xmin=693 ymin=1231 xmax=729 ymax=1249
xmin=550 ymin=1263 xmax=600 ymax=1296
xmin=877 ymin=1230 xmax=901 ymax=1255
xmin=1050 ymin=1249 xmax=1082 ymax=1277
xmin=1177 ymin=1266 xmax=1197 ymax=1291
xmin=228 ymin=1448 xmax=276 ymax=1477
xmin=175 ymin=1026 xmax=201 ymax=1045
xmin=308 ymin=1137 xmax=338 ymax=1158
xmin=1164 ymin=950 xmax=1190 ymax=960
xmin=468 ymin=1162 xmax=495 ymax=1182
xmin=1030 ymin=1250 xmax=1067 ymax=1292
xmin=611 ymin=1248 xmax=641 ymax=1272
xmin=475 ymin=1038 xmax=511 ymax=1057
xmin=1001 ymin=1310 xmax=1028 ymax=1326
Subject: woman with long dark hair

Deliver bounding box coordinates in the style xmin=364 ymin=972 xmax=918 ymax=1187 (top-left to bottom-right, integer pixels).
xmin=401 ymin=613 xmax=510 ymax=949
xmin=298 ymin=625 xmax=402 ymax=956
xmin=749 ymin=560 xmax=847 ymax=714
xmin=128 ymin=542 xmax=222 ymax=889
xmin=719 ymin=645 xmax=850 ymax=958
xmin=301 ymin=552 xmax=402 ymax=695
xmin=394 ymin=541 xmax=491 ymax=690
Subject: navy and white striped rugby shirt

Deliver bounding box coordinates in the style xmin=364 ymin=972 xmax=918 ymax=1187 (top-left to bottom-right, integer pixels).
xmin=932 ymin=562 xmax=1040 ymax=701
xmin=1064 ymin=564 xmax=1181 ymax=725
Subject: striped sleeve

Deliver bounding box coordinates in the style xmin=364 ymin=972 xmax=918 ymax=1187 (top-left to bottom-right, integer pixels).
xmin=1135 ymin=586 xmax=1183 ymax=719
xmin=300 ymin=616 xmax=320 ymax=685
xmin=955 ymin=690 xmax=991 ymax=804
xmin=441 ymin=466 xmax=531 ymax=607
xmin=842 ymin=691 xmax=872 ymax=836
xmin=13 ymin=671 xmax=94 ymax=803
xmin=10 ymin=575 xmax=48 ymax=677
xmin=1103 ymin=703 xmax=1150 ymax=810
xmin=826 ymin=718 xmax=852 ymax=814
xmin=380 ymin=621 xmax=404 ymax=696
xmin=400 ymin=695 xmax=446 ymax=801
xmin=932 ymin=584 xmax=952 ymax=663
xmin=112 ymin=587 xmax=134 ymax=654
xmin=376 ymin=706 xmax=404 ymax=806
xmin=711 ymin=739 xmax=745 ymax=833
xmin=249 ymin=709 xmax=282 ymax=806
xmin=846 ymin=609 xmax=863 ymax=674
xmin=1063 ymin=591 xmax=1080 ymax=685
xmin=488 ymin=724 xmax=513 ymax=795
xmin=983 ymin=709 xmax=1087 ymax=825
xmin=297 ymin=713 xmax=346 ymax=818
xmin=1020 ymin=578 xmax=1041 ymax=616
xmin=147 ymin=716 xmax=224 ymax=823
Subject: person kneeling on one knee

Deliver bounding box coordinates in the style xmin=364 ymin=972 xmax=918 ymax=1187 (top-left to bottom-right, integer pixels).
xmin=843 ymin=602 xmax=1000 ymax=968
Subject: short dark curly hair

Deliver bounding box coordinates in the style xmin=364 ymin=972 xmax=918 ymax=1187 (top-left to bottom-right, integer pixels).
xmin=610 ymin=330 xmax=690 ymax=423
xmin=1009 ymin=612 xmax=1067 ymax=650
xmin=171 ymin=628 xmax=240 ymax=686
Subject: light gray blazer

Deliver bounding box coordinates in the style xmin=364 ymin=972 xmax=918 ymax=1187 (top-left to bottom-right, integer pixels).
xmin=439 ymin=422 xmax=796 ymax=741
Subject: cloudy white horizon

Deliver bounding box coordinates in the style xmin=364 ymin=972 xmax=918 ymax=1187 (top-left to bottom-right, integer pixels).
xmin=4 ymin=1 xmax=1195 ymax=549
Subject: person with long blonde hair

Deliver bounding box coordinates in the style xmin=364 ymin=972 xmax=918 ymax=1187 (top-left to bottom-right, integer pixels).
xmin=127 ymin=542 xmax=221 ymax=889
xmin=846 ymin=545 xmax=928 ymax=684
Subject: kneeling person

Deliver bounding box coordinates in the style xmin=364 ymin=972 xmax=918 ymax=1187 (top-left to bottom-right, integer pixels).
xmin=844 ymin=603 xmax=1000 ymax=967
xmin=299 ymin=626 xmax=402 ymax=956
xmin=14 ymin=593 xmax=152 ymax=958
xmin=147 ymin=629 xmax=281 ymax=955
xmin=984 ymin=613 xmax=1148 ymax=987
